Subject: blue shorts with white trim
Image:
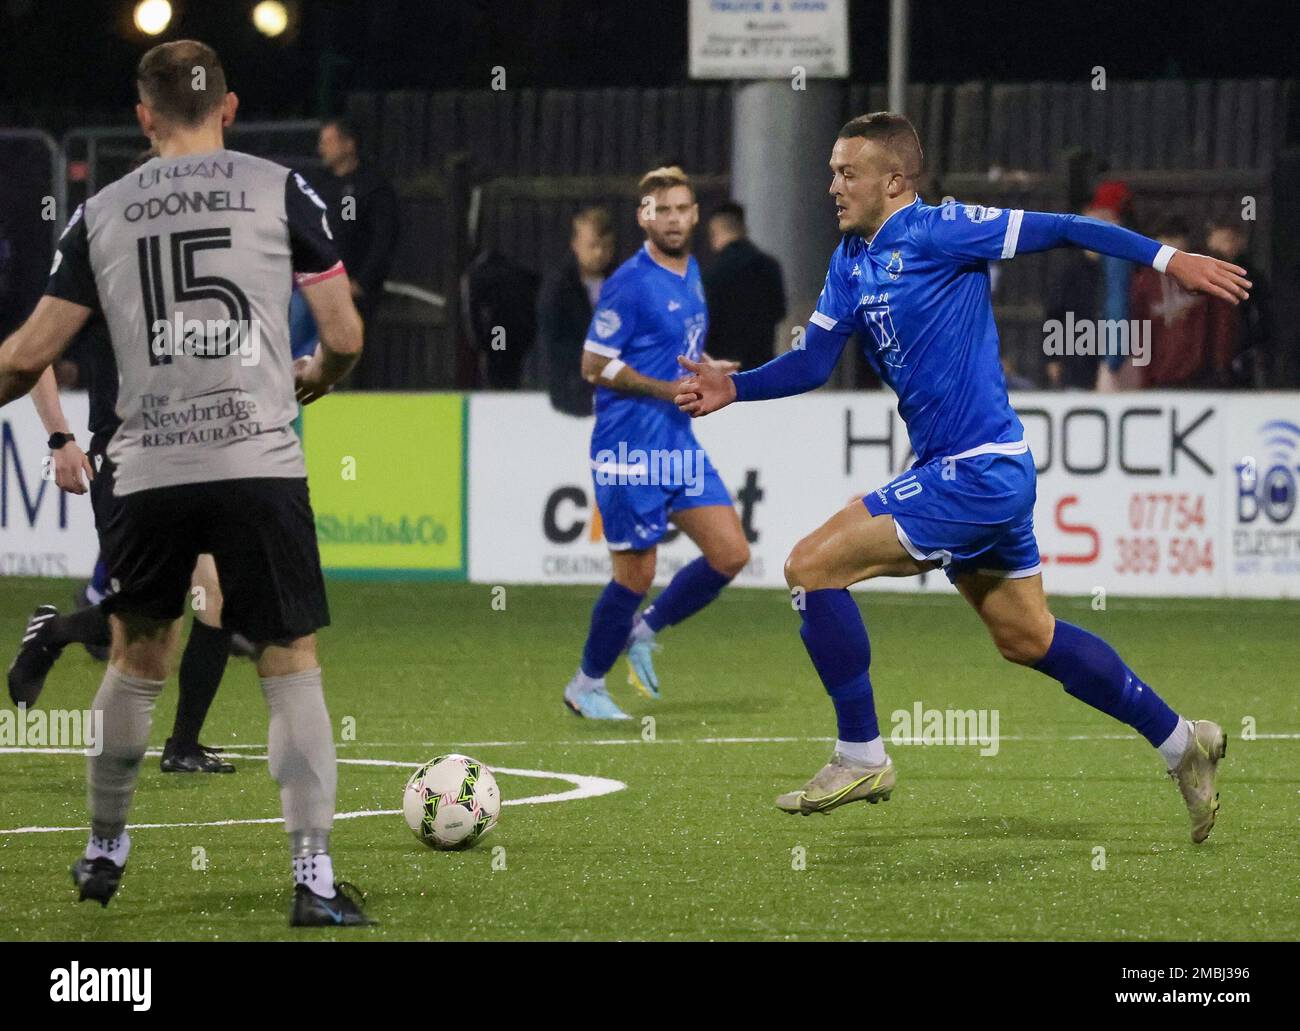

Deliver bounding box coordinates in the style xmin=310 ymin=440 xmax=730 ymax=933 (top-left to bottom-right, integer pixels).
xmin=592 ymin=450 xmax=732 ymax=552
xmin=862 ymin=443 xmax=1040 ymax=583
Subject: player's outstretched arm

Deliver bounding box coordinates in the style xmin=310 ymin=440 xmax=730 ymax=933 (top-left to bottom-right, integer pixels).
xmin=1013 ymin=212 xmax=1252 ymax=304
xmin=580 ymin=349 xmax=681 ymax=402
xmin=676 ymin=321 xmax=849 ymax=417
xmin=30 ymin=365 xmax=94 ymax=494
xmin=0 ymin=296 xmax=92 ymax=409
xmin=295 ymin=273 xmax=364 ymax=404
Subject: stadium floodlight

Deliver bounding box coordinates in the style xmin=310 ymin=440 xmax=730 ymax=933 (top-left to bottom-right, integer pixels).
xmin=252 ymin=0 xmax=289 ymax=37
xmin=132 ymin=0 xmax=172 ymax=36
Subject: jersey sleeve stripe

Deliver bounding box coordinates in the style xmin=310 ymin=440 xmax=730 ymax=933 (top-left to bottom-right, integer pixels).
xmin=808 ymin=310 xmax=838 ymax=331
xmin=583 ymin=339 xmax=621 ymax=358
xmin=294 ymin=260 xmax=346 ymax=287
xmin=1000 ymin=209 xmax=1025 ymax=259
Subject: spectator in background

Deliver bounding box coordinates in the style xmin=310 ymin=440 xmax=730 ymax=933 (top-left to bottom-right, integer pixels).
xmin=536 ymin=207 xmax=615 ymax=416
xmin=1085 ymin=180 xmax=1141 ymax=391
xmin=1044 ymin=202 xmax=1106 ymax=390
xmin=1131 ymin=216 xmax=1234 ymax=388
xmin=316 ymin=118 xmax=399 ymax=331
xmin=702 ymin=201 xmax=786 ymax=370
xmin=1206 ymin=218 xmax=1271 ymax=387
xmin=461 ymin=248 xmax=541 ymax=389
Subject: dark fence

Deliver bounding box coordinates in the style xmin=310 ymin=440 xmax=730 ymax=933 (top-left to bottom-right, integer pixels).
xmin=344 ymin=78 xmax=1300 ymax=388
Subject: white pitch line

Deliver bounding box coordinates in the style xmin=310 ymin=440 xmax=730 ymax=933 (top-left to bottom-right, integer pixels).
xmin=199 ymin=731 xmax=1300 ymax=749
xmin=5 ymin=732 xmax=1298 ymax=760
xmin=0 ymin=752 xmax=625 ymax=835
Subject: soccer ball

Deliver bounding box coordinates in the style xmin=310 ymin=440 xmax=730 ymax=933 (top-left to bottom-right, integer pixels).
xmin=403 ymin=753 xmax=500 ymax=850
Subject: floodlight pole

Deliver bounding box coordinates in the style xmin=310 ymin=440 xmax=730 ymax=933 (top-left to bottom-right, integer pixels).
xmin=889 ymin=0 xmax=910 ymax=115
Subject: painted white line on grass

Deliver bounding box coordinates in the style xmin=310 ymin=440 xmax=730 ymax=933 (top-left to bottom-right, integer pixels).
xmin=204 ymin=731 xmax=1300 ymax=749
xmin=0 ymin=751 xmax=625 ymax=835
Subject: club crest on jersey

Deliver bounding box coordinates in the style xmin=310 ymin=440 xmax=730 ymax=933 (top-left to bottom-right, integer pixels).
xmin=594 ymin=308 xmax=622 ymax=339
xmin=886 ymin=250 xmax=904 ymax=280
xmin=962 ymin=204 xmax=1002 ymax=223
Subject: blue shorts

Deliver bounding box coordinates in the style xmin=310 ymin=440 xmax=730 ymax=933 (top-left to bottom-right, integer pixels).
xmin=592 ymin=448 xmax=732 ymax=552
xmin=863 ymin=445 xmax=1040 ymax=583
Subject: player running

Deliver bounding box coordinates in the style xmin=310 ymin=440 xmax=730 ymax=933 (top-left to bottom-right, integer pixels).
xmin=0 ymin=40 xmax=371 ymax=923
xmin=677 ymin=113 xmax=1249 ymax=842
xmin=564 ymin=166 xmax=751 ymax=719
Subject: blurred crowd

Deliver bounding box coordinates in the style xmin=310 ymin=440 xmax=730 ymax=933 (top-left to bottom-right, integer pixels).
xmin=1037 ymin=179 xmax=1270 ymax=392
xmin=0 ymin=144 xmax=1280 ymax=402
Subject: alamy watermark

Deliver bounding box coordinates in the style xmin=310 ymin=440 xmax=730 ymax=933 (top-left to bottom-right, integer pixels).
xmin=890 ymin=702 xmax=1000 ymax=756
xmin=1043 ymin=313 xmax=1150 ymax=367
xmin=592 ymin=443 xmax=707 ymax=496
xmin=150 ymin=315 xmax=262 ymax=367
xmin=0 ymin=704 xmax=104 ymax=755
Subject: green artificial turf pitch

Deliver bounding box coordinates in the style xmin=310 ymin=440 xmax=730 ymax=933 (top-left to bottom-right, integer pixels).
xmin=1 ymin=579 xmax=1296 ymax=941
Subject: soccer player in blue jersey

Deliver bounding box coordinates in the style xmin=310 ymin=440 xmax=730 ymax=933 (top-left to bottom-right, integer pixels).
xmin=677 ymin=114 xmax=1251 ymax=842
xmin=564 ymin=166 xmax=751 ymax=720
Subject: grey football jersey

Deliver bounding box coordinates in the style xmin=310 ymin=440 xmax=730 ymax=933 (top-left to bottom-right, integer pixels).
xmin=46 ymin=148 xmax=343 ymax=495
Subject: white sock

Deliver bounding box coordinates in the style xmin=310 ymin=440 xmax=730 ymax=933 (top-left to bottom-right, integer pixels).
xmin=293 ymin=852 xmax=336 ymax=898
xmin=85 ymin=830 xmax=130 ymax=866
xmin=629 ymin=615 xmax=656 ymax=645
xmin=835 ymin=737 xmax=887 ymax=766
xmin=571 ymin=669 xmax=605 ymax=694
xmin=1157 ymin=718 xmax=1193 ymax=769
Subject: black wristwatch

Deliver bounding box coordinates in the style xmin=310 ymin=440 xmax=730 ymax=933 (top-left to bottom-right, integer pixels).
xmin=48 ymin=432 xmax=76 ymax=451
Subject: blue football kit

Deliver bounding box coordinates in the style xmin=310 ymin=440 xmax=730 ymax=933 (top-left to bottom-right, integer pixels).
xmin=583 ymin=242 xmax=732 ymax=551
xmin=732 ymin=199 xmax=1169 ymax=581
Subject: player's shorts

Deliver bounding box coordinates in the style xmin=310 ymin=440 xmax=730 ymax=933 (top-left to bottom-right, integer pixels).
xmin=87 ymin=433 xmax=123 ymax=538
xmin=862 ymin=442 xmax=1040 ymax=583
xmin=591 ymin=446 xmax=733 ymax=551
xmin=99 ymin=477 xmax=330 ymax=641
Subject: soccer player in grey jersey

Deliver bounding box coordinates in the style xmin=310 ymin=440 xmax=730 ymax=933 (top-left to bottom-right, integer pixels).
xmin=0 ymin=40 xmax=370 ymax=926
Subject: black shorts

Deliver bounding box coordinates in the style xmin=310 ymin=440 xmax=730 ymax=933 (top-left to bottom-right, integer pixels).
xmin=99 ymin=476 xmax=330 ymax=642
xmin=88 ymin=434 xmax=123 ymax=536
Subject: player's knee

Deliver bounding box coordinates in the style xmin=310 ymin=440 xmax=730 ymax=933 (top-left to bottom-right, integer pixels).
xmin=710 ymin=539 xmax=750 ymax=579
xmin=991 ymin=620 xmax=1053 ymax=666
xmin=784 ymin=537 xmax=822 ymax=591
xmin=113 ymin=644 xmax=171 ymax=682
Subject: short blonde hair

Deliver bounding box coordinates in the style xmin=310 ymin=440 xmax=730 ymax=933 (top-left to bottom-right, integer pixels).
xmin=638 ymin=165 xmax=693 ymax=198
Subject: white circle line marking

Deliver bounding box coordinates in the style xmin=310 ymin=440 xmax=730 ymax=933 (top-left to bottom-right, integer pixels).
xmin=0 ymin=750 xmax=626 ymax=835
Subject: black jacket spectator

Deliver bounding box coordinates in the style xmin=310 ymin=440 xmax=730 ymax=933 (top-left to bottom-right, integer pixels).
xmin=317 ymin=166 xmax=399 ymax=325
xmin=703 ymin=237 xmax=786 ymax=370
xmin=537 ymin=255 xmax=598 ymax=416
xmin=1044 ymin=249 xmax=1104 ymax=389
xmin=461 ymin=250 xmax=540 ymax=389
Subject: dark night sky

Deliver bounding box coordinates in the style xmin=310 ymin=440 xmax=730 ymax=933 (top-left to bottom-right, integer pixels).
xmin=0 ymin=0 xmax=1295 ymax=126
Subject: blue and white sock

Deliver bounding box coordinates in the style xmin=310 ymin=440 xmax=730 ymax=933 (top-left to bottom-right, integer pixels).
xmin=640 ymin=556 xmax=734 ymax=635
xmin=580 ymin=580 xmax=645 ymax=680
xmin=797 ymin=589 xmax=882 ymax=748
xmin=1034 ymin=620 xmax=1181 ymax=752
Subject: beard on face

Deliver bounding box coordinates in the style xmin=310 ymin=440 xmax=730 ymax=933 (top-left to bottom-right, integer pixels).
xmin=647 ymin=226 xmax=691 ymax=257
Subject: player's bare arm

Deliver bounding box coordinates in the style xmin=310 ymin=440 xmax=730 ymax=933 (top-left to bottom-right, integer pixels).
xmin=580 ymin=348 xmax=681 ymax=402
xmin=294 ymin=272 xmax=364 ymax=403
xmin=29 ymin=365 xmax=94 ymax=494
xmin=0 ymin=296 xmax=92 ymax=408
